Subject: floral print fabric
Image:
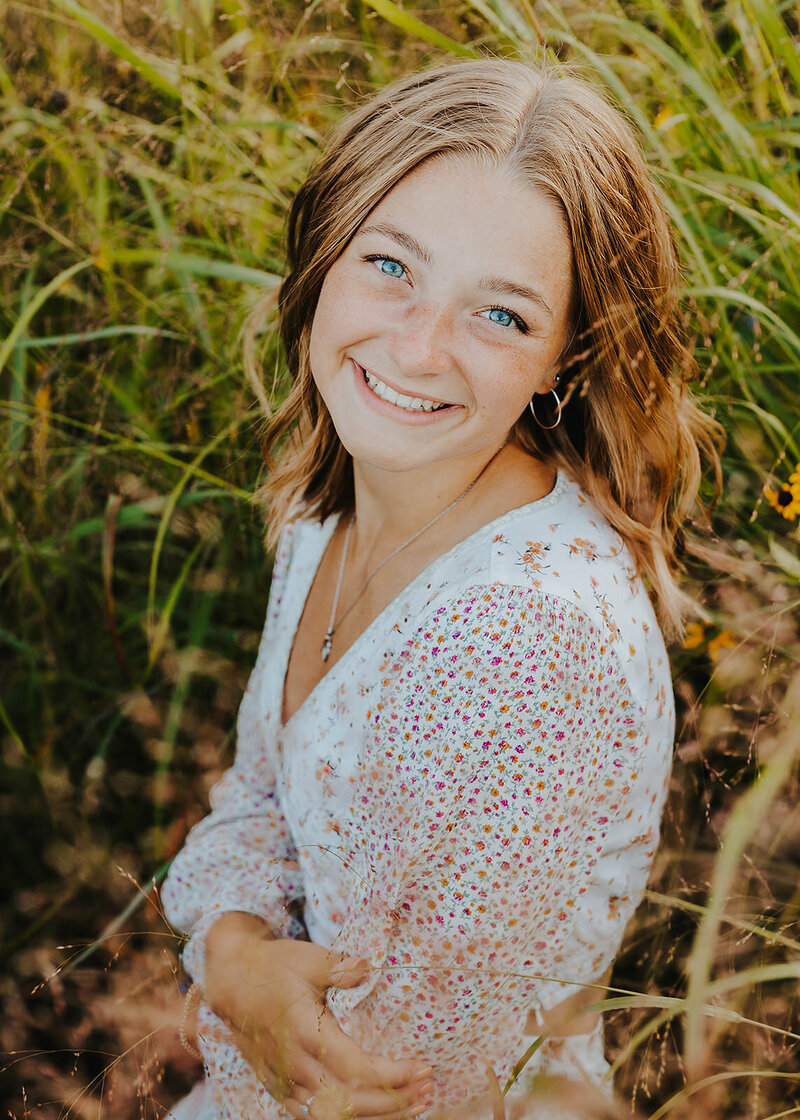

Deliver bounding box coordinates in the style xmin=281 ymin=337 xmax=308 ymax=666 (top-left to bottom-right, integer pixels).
xmin=162 ymin=472 xmax=675 ymax=1119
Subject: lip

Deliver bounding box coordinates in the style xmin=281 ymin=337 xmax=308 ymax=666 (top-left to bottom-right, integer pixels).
xmin=356 ymin=360 xmax=455 ymax=407
xmin=351 ymin=359 xmax=461 ymax=426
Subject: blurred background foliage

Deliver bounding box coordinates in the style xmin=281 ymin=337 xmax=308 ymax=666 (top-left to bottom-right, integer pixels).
xmin=1 ymin=0 xmax=799 ymax=1116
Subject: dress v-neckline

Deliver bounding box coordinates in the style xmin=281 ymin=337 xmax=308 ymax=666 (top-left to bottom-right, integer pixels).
xmin=276 ymin=471 xmax=570 ymax=738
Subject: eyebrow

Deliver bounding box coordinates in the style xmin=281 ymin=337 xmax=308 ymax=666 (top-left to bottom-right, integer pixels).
xmin=356 ymin=222 xmax=554 ymax=320
xmin=356 ymin=223 xmax=432 ymax=266
xmin=479 ymin=275 xmax=554 ymax=321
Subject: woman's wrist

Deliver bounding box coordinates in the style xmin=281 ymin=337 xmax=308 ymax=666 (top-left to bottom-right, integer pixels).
xmin=205 ymin=910 xmax=276 ymax=958
xmin=204 ymin=911 xmax=280 ymax=1019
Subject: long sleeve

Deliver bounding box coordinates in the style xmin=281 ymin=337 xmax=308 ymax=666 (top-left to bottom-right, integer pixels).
xmin=327 ymin=585 xmax=673 ymax=1111
xmin=161 ymin=524 xmax=304 ymax=989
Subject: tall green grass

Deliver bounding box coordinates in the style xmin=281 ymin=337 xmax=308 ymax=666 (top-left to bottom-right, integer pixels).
xmin=1 ymin=0 xmax=799 ymax=1116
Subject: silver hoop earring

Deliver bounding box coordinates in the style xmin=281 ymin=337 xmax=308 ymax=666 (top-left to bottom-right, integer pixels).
xmin=529 ymin=389 xmax=562 ymax=430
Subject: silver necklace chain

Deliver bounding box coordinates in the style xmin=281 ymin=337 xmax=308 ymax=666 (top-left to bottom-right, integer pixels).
xmin=321 ymin=443 xmax=506 ymax=662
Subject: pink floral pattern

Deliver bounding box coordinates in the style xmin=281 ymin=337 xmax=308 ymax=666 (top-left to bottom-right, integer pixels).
xmin=162 ymin=472 xmax=674 ymax=1119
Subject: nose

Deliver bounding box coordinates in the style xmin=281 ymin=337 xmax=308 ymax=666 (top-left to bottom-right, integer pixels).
xmin=385 ymin=301 xmax=455 ymax=378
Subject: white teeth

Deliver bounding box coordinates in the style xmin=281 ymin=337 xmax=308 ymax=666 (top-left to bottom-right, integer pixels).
xmin=362 ymin=368 xmax=448 ymax=413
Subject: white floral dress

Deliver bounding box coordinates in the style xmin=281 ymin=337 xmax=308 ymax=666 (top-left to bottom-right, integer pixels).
xmin=162 ymin=471 xmax=674 ymax=1120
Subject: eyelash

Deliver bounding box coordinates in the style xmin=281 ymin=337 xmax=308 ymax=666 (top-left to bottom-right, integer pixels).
xmin=488 ymin=304 xmax=530 ymax=336
xmin=362 ymin=254 xmax=530 ymax=336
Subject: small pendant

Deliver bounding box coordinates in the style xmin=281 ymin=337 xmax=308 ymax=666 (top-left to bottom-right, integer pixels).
xmin=321 ymin=632 xmax=333 ymax=663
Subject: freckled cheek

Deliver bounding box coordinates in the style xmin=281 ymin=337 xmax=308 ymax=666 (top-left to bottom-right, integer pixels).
xmin=471 ymin=366 xmax=537 ymax=419
xmin=309 ymin=303 xmax=360 ymax=383
xmin=311 ymin=280 xmax=390 ymax=362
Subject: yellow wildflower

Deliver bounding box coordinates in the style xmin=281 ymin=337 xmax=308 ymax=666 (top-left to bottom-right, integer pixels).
xmin=708 ymin=629 xmax=736 ymax=661
xmin=682 ymin=621 xmax=706 ymax=650
xmin=764 ymin=483 xmax=800 ymax=521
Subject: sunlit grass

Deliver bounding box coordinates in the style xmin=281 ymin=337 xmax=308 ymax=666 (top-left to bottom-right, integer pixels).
xmin=1 ymin=0 xmax=799 ymax=1116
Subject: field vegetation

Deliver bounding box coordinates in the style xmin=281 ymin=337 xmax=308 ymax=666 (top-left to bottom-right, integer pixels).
xmin=1 ymin=0 xmax=799 ymax=1116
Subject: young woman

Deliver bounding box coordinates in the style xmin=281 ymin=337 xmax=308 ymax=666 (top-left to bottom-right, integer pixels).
xmin=162 ymin=57 xmax=720 ymax=1120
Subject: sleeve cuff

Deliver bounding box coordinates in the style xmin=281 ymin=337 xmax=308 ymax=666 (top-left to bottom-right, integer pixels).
xmin=181 ymin=862 xmax=305 ymax=989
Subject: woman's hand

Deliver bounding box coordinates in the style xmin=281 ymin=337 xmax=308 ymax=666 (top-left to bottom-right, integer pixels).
xmin=204 ymin=913 xmax=433 ymax=1120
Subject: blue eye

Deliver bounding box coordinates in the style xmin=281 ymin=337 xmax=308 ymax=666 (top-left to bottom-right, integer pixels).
xmin=485 ymin=308 xmax=515 ymax=328
xmin=371 ymin=256 xmax=406 ymax=279
xmin=480 ymin=306 xmax=528 ymax=333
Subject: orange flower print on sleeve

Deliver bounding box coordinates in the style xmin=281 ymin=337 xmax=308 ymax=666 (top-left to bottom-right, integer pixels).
xmin=566 ymin=536 xmax=599 ymax=561
xmin=592 ymin=589 xmax=621 ymax=643
xmin=519 ymin=539 xmax=551 ymax=573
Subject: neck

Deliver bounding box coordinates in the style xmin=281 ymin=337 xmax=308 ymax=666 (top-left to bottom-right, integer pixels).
xmin=349 ymin=438 xmax=510 ymax=562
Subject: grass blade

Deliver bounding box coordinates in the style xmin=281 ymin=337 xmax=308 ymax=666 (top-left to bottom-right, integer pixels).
xmin=111 ymin=249 xmax=282 ymax=287
xmin=0 ymin=258 xmax=94 ymax=378
xmin=684 ymin=733 xmax=799 ymax=1076
xmin=361 ymin=0 xmax=477 ymax=57
xmin=50 ymin=0 xmax=189 ymax=103
xmin=15 ymin=325 xmax=186 ymax=349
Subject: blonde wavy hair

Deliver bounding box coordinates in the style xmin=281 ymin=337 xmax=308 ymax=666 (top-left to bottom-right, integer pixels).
xmin=245 ymin=56 xmax=723 ymax=638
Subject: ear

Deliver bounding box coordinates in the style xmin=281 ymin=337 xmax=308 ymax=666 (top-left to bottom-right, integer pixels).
xmin=550 ymin=316 xmax=588 ymax=390
xmin=531 ymin=364 xmax=562 ymax=397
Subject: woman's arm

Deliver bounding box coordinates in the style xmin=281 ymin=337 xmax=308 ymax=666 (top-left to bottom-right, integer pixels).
xmin=166 ymin=675 xmax=435 ymax=1120
xmin=162 ymin=522 xmax=434 ymax=1119
xmin=328 ymin=586 xmax=673 ymax=1113
xmin=160 ymin=523 xmax=302 ymax=988
xmin=160 ymin=693 xmax=303 ymax=986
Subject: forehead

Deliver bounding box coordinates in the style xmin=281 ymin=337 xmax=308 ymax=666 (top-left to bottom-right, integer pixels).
xmin=359 ymin=155 xmax=573 ymax=293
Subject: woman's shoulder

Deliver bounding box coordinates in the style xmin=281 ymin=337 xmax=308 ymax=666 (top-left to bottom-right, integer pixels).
xmin=508 ymin=474 xmax=655 ymax=602
xmin=272 ymin=501 xmax=338 ymax=569
xmin=486 ymin=472 xmax=647 ymax=620
xmin=266 ymin=504 xmax=333 ymax=618
xmin=432 ymin=472 xmax=672 ymax=704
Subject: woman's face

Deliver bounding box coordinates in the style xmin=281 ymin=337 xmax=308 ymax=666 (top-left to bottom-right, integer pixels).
xmin=308 ymin=155 xmax=574 ymax=475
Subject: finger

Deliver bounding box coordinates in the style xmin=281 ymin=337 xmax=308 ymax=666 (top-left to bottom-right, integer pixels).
xmin=227 ymin=1020 xmax=290 ymax=1093
xmin=307 ymin=950 xmax=370 ymax=991
xmin=283 ymin=1049 xmax=341 ymax=1100
xmin=291 ymin=944 xmax=355 ymax=985
xmin=284 ymin=1074 xmax=429 ymax=1119
xmin=313 ymin=1013 xmax=432 ymax=1088
xmin=229 ymin=1019 xmax=325 ymax=1103
xmin=307 ymin=1051 xmax=433 ymax=1116
xmin=328 ymin=956 xmax=371 ymax=990
xmin=280 ymin=1048 xmax=426 ymax=1116
xmin=283 ymin=1101 xmax=427 ymax=1120
xmin=343 ymin=1079 xmax=433 ymax=1117
xmin=284 ymin=1082 xmax=430 ymax=1120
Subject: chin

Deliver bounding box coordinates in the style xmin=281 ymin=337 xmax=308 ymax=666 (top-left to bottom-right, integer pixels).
xmin=341 ymin=435 xmax=428 ymax=474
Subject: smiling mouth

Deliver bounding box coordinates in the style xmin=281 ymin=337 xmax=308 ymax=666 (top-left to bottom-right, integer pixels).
xmin=356 ymin=361 xmax=454 ymax=413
